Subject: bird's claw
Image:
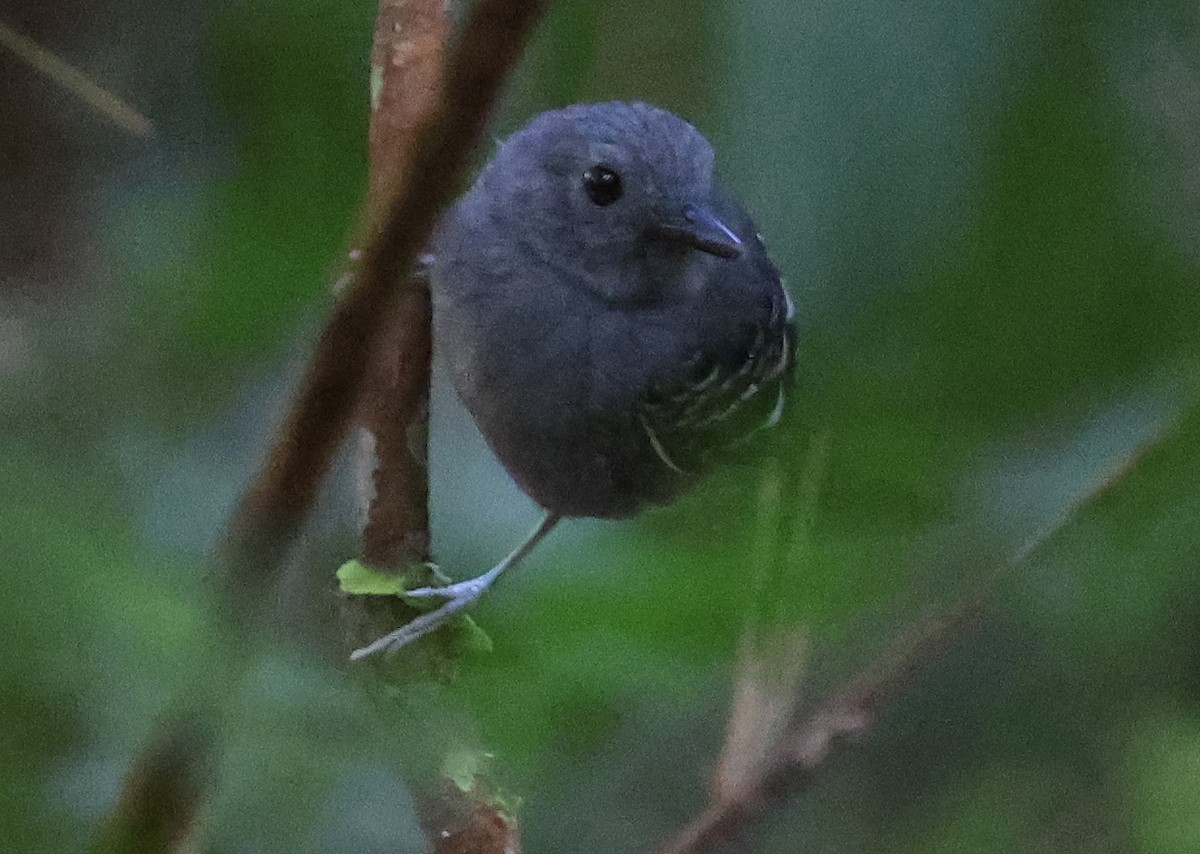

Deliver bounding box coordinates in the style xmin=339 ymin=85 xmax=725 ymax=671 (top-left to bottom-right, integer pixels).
xmin=405 ymin=579 xmax=483 ymax=600
xmin=349 ymin=590 xmax=479 ymax=660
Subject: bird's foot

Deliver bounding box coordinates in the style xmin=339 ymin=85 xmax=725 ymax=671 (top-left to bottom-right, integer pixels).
xmin=348 ymin=572 xmax=496 ymax=660
xmin=405 ymin=577 xmax=488 ymax=601
xmin=348 ymin=512 xmax=562 ymax=662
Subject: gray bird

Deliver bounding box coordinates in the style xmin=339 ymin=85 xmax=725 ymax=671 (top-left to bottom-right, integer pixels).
xmin=352 ymin=102 xmax=795 ymax=659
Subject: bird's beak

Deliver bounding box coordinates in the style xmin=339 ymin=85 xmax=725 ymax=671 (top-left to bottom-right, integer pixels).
xmin=648 ymin=204 xmax=743 ymax=259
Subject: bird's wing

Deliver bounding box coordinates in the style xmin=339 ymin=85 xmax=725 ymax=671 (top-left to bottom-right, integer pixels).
xmin=635 ymin=289 xmax=796 ymax=477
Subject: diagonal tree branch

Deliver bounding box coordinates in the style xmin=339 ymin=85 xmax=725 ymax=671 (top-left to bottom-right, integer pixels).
xmin=92 ymin=720 xmax=215 ymax=854
xmin=0 ymin=20 xmax=154 ymax=137
xmin=218 ymin=0 xmax=551 ymax=623
xmin=98 ymin=2 xmax=551 ymax=850
xmin=660 ymin=414 xmax=1180 ymax=854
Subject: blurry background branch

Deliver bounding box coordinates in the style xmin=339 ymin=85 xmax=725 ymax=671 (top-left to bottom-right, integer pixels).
xmin=0 ymin=19 xmax=153 ymax=137
xmin=98 ymin=0 xmax=550 ymax=850
xmin=661 ymin=414 xmax=1179 ymax=854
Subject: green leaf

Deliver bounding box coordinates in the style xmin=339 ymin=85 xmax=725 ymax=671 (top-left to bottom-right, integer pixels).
xmin=336 ymin=561 xmax=491 ymax=659
xmin=443 ymin=746 xmax=488 ymax=792
xmin=335 ymin=559 xmax=408 ymax=596
xmin=453 ymin=616 xmax=493 ymax=655
xmin=336 ymin=559 xmax=452 ymax=598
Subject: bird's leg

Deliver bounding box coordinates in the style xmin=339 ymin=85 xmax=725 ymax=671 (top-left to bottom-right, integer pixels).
xmin=349 ymin=511 xmax=561 ymax=660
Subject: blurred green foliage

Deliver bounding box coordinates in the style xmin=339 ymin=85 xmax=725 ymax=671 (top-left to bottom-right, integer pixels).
xmin=4 ymin=0 xmax=1200 ymax=851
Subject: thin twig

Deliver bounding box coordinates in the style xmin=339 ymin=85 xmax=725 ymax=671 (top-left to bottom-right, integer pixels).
xmin=715 ymin=435 xmax=829 ymax=803
xmin=660 ymin=415 xmax=1179 ymax=854
xmin=0 ymin=20 xmax=154 ymax=137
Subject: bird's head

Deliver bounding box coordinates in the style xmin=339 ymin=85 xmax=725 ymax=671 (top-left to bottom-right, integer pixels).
xmin=469 ymin=102 xmax=749 ymax=303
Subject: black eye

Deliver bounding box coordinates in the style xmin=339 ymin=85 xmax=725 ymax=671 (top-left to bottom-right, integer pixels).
xmin=583 ymin=165 xmax=623 ymax=206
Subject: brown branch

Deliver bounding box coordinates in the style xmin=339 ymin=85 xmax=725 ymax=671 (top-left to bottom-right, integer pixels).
xmin=418 ymin=779 xmax=522 ymax=854
xmin=93 ymin=721 xmax=215 ymax=854
xmin=341 ymin=0 xmax=446 ymax=656
xmin=351 ymin=5 xmax=527 ymax=851
xmin=662 ymin=600 xmax=982 ymax=854
xmin=217 ymin=0 xmax=550 ymax=624
xmin=365 ymin=0 xmax=451 ymax=221
xmin=99 ymin=2 xmax=551 ymax=851
xmin=660 ymin=415 xmax=1180 ymax=854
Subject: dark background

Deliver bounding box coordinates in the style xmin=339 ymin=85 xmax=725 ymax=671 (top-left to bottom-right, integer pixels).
xmin=4 ymin=0 xmax=1200 ymax=851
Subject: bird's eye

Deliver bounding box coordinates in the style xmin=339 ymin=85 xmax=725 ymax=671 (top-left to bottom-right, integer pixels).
xmin=583 ymin=165 xmax=623 ymax=206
